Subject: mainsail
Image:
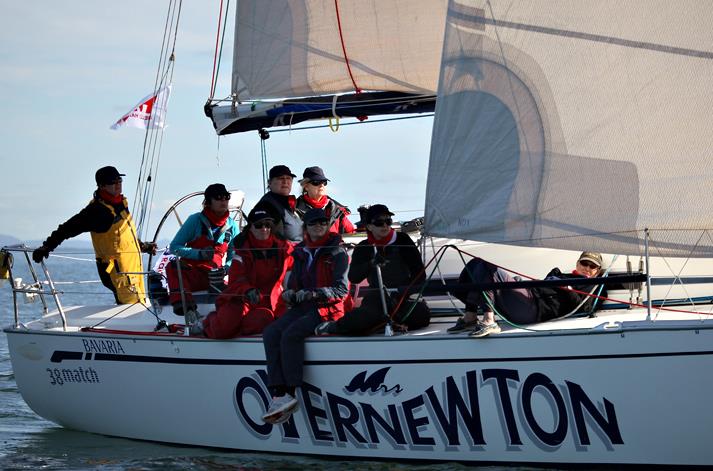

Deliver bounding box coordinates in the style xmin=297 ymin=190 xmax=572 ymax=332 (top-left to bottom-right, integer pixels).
xmin=425 ymin=0 xmax=713 ymax=257
xmin=206 ymin=0 xmax=448 ymax=134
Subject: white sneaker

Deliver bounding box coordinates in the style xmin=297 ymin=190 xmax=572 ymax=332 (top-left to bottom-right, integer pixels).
xmin=262 ymin=394 xmax=298 ymax=424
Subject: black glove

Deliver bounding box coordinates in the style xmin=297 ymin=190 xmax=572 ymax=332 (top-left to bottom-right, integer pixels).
xmin=199 ymin=247 xmax=215 ymax=260
xmin=244 ymin=288 xmax=261 ymax=305
xmin=208 ymin=267 xmax=227 ymax=284
xmin=281 ymin=289 xmax=296 ymax=305
xmin=294 ymin=289 xmax=315 ymax=304
xmin=208 ymin=267 xmax=227 ymax=294
xmin=140 ymin=241 xmax=158 ymax=255
xmin=32 ymin=246 xmax=50 ymax=263
xmin=371 ymin=253 xmax=388 ymax=268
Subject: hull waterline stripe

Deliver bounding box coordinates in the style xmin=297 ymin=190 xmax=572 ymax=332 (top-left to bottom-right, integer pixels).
xmin=49 ymin=349 xmax=713 ymax=365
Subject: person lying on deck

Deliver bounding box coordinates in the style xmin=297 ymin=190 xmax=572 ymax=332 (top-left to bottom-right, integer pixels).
xmin=314 ymin=203 xmax=430 ymax=336
xmin=261 ymin=208 xmax=349 ymax=424
xmin=448 ymin=251 xmax=608 ymax=338
xmin=188 ymin=203 xmax=292 ymax=338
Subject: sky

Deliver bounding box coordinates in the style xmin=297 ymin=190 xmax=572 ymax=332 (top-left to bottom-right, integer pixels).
xmin=0 ymin=1 xmax=433 ymax=243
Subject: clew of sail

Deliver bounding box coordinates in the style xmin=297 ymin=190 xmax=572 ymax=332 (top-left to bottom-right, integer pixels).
xmin=425 ymin=0 xmax=713 ymax=257
xmin=207 ymin=0 xmax=448 ymax=134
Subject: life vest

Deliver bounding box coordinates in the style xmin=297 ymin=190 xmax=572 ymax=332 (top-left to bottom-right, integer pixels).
xmin=183 ymin=213 xmax=235 ymax=270
xmin=90 ymin=197 xmax=146 ymax=304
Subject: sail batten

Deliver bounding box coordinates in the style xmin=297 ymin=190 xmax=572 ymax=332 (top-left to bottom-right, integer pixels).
xmin=425 ymin=0 xmax=713 ymax=257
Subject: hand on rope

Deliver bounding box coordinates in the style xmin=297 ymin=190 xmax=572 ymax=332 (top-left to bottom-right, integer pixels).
xmin=371 ymin=253 xmax=389 ymax=268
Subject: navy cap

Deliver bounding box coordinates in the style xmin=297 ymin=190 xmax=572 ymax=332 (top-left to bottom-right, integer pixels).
xmin=204 ymin=183 xmax=230 ymax=200
xmin=95 ymin=166 xmax=125 ymax=185
xmin=303 ymin=207 xmax=329 ymax=225
xmin=268 ymin=165 xmax=296 ymax=180
xmin=247 ymin=202 xmax=277 ymax=223
xmin=302 ymin=166 xmax=330 ymax=182
xmin=365 ymin=204 xmax=394 ymax=223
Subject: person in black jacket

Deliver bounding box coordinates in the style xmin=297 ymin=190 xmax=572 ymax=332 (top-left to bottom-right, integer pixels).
xmin=258 ymin=165 xmax=303 ymax=242
xmin=448 ymin=251 xmax=607 ymax=337
xmin=315 ymin=204 xmax=431 ymax=335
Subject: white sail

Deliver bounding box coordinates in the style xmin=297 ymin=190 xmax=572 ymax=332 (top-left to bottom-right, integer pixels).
xmin=232 ymin=0 xmax=447 ymax=100
xmin=425 ymin=0 xmax=713 ymax=257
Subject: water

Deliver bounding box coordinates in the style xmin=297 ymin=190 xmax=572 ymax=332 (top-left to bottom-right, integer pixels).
xmin=0 ymin=252 xmax=554 ymax=470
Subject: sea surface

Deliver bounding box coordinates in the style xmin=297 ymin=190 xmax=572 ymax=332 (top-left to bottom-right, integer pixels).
xmin=0 ymin=250 xmax=567 ymax=470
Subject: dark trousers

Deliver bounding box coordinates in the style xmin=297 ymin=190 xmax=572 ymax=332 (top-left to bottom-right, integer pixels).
xmin=262 ymin=305 xmax=322 ymax=388
xmin=457 ymin=258 xmax=538 ymax=324
xmin=334 ymin=295 xmax=431 ymax=335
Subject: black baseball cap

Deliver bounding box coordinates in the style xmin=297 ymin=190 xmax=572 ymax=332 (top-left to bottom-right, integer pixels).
xmin=247 ymin=202 xmax=277 ymax=223
xmin=365 ymin=204 xmax=394 ymax=223
xmin=95 ymin=166 xmax=125 ymax=185
xmin=204 ymin=183 xmax=231 ymax=200
xmin=268 ymin=165 xmax=296 ymax=180
xmin=303 ymin=208 xmax=329 ymax=225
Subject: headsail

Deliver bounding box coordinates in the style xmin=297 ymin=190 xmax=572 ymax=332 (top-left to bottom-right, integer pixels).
xmin=425 ymin=0 xmax=713 ymax=257
xmin=206 ymin=0 xmax=448 ymax=134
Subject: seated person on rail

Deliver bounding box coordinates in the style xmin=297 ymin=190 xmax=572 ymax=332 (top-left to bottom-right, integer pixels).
xmin=165 ymin=184 xmax=238 ymax=322
xmin=315 ymin=204 xmax=430 ymax=336
xmin=188 ymin=203 xmax=292 ymax=338
xmin=261 ymin=208 xmax=349 ymax=425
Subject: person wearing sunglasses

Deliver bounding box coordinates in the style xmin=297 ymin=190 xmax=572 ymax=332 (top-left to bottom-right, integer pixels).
xmin=314 ymin=204 xmax=430 ymax=336
xmin=165 ymin=183 xmax=239 ymax=321
xmin=295 ymin=166 xmax=355 ymax=235
xmin=191 ymin=203 xmax=293 ymax=337
xmin=448 ymin=251 xmax=607 ymax=338
xmin=258 ymin=165 xmax=304 ymax=242
xmin=261 ymin=207 xmax=349 ymax=424
xmin=32 ymin=166 xmax=157 ymax=304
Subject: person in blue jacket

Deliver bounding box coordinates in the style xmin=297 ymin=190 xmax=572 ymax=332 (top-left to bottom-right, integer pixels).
xmin=165 ymin=184 xmax=239 ymax=320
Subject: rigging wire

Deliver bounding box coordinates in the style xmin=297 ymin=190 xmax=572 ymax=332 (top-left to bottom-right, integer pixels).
xmin=209 ymin=0 xmax=226 ymax=99
xmin=133 ymin=0 xmax=183 ymax=241
xmin=213 ymin=0 xmax=231 ymax=95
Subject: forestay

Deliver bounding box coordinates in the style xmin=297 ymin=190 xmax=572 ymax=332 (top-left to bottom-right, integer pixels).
xmin=231 ymin=0 xmax=447 ymax=100
xmin=425 ymin=0 xmax=713 ymax=257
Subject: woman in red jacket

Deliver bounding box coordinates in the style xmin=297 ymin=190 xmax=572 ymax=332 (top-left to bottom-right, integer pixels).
xmin=191 ymin=203 xmax=292 ymax=338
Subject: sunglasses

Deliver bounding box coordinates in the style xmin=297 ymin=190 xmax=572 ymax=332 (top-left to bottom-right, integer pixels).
xmin=307 ymin=220 xmax=329 ymax=227
xmin=308 ymin=180 xmax=328 ymax=187
xmin=213 ymin=194 xmax=231 ymax=201
xmin=370 ymin=218 xmax=393 ymax=227
xmin=253 ymin=220 xmax=274 ymax=229
xmin=579 ymin=260 xmax=600 ymax=269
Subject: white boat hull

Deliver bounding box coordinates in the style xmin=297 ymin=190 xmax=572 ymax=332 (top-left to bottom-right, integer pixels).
xmin=6 ymin=307 xmax=713 ymax=466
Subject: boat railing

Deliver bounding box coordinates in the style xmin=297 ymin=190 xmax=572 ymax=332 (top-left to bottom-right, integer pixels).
xmin=1 ymin=245 xmax=66 ymax=330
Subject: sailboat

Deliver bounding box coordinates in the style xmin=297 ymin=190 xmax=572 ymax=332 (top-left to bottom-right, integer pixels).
xmin=4 ymin=0 xmax=713 ymax=466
